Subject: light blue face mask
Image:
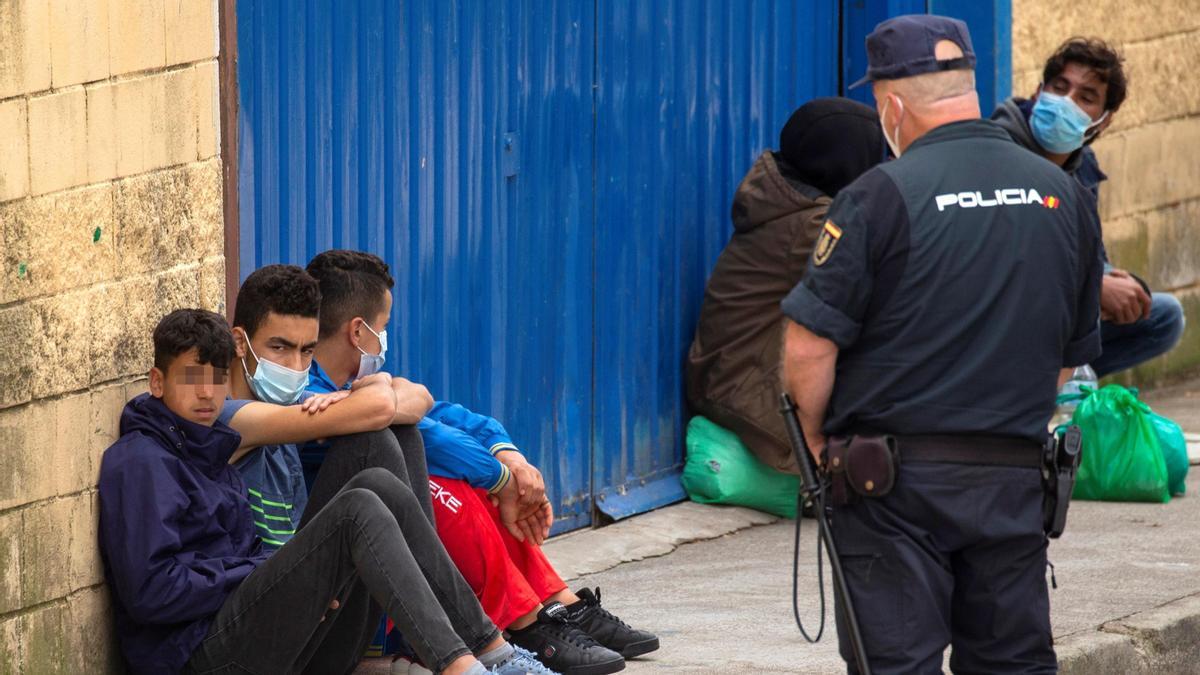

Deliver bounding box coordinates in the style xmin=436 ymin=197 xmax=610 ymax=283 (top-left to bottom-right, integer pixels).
xmin=238 ymin=331 xmax=309 ymax=405
xmin=1030 ymin=91 xmax=1107 ymax=154
xmin=355 ymin=321 xmax=388 ymax=380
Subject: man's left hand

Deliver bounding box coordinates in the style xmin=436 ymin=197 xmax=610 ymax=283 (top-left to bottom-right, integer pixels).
xmin=497 ymin=450 xmax=547 ymax=510
xmin=806 ymin=434 xmax=826 ymax=465
xmin=299 ymin=390 xmax=351 ymax=415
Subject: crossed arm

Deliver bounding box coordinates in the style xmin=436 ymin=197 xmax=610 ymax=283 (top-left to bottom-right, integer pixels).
xmin=226 ymin=374 xmax=429 ymax=463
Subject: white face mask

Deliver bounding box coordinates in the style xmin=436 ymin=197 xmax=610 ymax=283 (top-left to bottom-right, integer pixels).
xmin=355 ymin=321 xmax=388 ymax=380
xmin=237 ymin=329 xmax=309 ymax=405
xmin=880 ymin=96 xmax=904 ymax=158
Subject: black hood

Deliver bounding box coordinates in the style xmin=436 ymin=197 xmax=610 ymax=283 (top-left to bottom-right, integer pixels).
xmin=778 ymin=97 xmax=886 ymax=198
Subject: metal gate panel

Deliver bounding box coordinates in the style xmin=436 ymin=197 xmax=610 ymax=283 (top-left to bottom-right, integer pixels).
xmin=841 ymin=0 xmax=1011 ymax=113
xmin=590 ymin=0 xmax=840 ymax=518
xmin=237 ymin=0 xmax=598 ymax=532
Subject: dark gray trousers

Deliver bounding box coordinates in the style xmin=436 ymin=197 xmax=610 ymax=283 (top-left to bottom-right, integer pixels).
xmin=184 ymin=468 xmax=498 ymax=675
xmin=831 ymin=462 xmax=1056 ymax=675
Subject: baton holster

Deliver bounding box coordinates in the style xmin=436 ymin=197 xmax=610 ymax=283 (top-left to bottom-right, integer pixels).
xmin=1042 ymin=425 xmax=1083 ymax=538
xmin=824 ymin=435 xmax=899 ymax=507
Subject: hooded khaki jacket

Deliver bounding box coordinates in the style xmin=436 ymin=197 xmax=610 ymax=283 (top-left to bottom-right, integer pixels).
xmin=686 ymin=151 xmax=830 ymax=473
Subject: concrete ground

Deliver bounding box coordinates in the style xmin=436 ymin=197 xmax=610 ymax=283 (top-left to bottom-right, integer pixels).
xmin=568 ymin=471 xmax=1200 ymax=674
xmin=361 ymin=378 xmax=1200 ymax=674
xmin=557 ymin=379 xmax=1200 ymax=674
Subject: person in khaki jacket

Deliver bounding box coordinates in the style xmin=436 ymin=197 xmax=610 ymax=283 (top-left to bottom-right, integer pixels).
xmin=686 ymin=98 xmax=885 ymax=473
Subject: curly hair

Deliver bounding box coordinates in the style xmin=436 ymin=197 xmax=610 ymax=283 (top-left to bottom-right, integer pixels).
xmin=153 ymin=308 xmax=236 ymax=372
xmin=305 ymin=250 xmax=395 ymax=339
xmin=232 ymin=264 xmax=322 ymax=338
xmin=1043 ymin=37 xmax=1127 ymax=112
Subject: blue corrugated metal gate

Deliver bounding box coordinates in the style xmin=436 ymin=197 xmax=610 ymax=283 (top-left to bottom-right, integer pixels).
xmin=235 ymin=0 xmax=1007 ymax=533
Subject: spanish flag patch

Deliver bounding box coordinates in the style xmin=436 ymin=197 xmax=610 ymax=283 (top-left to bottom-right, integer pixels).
xmin=813 ymin=220 xmax=843 ymax=266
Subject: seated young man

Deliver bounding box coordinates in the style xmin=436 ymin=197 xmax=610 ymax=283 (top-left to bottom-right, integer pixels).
xmin=97 ymin=308 xmax=556 ymax=675
xmin=991 ymin=37 xmax=1185 ymax=377
xmin=220 ymin=264 xmax=435 ymax=552
xmin=304 ymin=250 xmax=659 ymax=675
xmin=686 ymin=97 xmax=885 ymax=473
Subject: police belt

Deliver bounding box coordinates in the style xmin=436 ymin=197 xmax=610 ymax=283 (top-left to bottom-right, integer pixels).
xmin=892 ymin=434 xmax=1043 ymax=468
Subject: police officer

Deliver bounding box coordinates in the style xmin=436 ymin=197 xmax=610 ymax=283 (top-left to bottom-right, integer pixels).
xmin=780 ymin=15 xmax=1103 ymax=675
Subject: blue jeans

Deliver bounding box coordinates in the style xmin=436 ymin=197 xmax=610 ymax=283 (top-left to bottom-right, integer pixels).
xmin=1093 ymin=293 xmax=1186 ymax=377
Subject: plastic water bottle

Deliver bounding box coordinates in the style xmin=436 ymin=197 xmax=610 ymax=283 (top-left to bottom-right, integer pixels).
xmin=1050 ymin=364 xmax=1098 ymax=430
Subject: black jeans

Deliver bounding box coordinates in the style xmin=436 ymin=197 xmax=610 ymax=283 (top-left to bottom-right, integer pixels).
xmin=293 ymin=426 xmax=437 ymax=663
xmin=184 ymin=468 xmax=499 ymax=675
xmin=306 ymin=425 xmax=435 ymax=526
xmin=831 ymin=462 xmax=1056 ymax=675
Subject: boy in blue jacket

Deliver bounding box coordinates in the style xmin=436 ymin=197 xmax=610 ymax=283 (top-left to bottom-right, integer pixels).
xmin=97 ymin=308 xmax=555 ymax=675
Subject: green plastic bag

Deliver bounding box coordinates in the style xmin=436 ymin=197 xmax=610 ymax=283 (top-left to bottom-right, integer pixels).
xmin=1148 ymin=411 xmax=1189 ymax=496
xmin=681 ymin=416 xmax=800 ymax=518
xmin=1072 ymin=384 xmax=1170 ymax=503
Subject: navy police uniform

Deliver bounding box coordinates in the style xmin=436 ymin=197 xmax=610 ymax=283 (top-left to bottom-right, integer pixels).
xmin=781 ymin=15 xmax=1104 ymax=675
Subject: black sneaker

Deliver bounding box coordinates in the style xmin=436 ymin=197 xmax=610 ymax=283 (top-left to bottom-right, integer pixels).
xmin=507 ymin=602 xmax=625 ymax=675
xmin=565 ymin=588 xmax=659 ymax=659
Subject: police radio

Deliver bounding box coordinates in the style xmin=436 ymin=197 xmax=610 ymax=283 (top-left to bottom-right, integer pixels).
xmin=779 ymin=394 xmax=871 ymax=675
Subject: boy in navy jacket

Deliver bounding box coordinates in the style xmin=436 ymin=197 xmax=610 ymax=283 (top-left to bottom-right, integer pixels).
xmin=98 ymin=309 xmax=555 ymax=675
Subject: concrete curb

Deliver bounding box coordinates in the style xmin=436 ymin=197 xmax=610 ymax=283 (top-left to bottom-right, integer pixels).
xmin=1059 ymin=592 xmax=1200 ymax=674
xmin=542 ymin=501 xmax=779 ymax=581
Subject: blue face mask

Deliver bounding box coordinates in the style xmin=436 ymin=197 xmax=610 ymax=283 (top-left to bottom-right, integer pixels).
xmin=355 ymin=322 xmax=388 ymax=380
xmin=1030 ymin=91 xmax=1107 ymax=154
xmin=238 ymin=330 xmax=309 ymax=405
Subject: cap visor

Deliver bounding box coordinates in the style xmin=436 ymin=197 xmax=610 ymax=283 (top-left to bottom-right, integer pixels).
xmin=848 ymin=74 xmax=873 ymax=89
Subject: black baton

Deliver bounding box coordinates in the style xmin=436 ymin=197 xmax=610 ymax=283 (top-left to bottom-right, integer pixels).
xmin=780 ymin=393 xmax=871 ymax=675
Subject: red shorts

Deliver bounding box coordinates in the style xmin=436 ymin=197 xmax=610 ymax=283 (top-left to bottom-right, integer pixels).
xmin=429 ymin=477 xmax=567 ymax=630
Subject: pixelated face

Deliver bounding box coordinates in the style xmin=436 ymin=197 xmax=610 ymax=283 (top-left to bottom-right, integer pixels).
xmin=150 ymin=348 xmax=229 ymax=426
xmin=1043 ymin=61 xmax=1108 ymax=122
xmin=237 ymin=312 xmax=320 ymax=375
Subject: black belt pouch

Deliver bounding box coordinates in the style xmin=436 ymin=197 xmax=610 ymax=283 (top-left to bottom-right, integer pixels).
xmin=825 ymin=435 xmax=899 ymax=505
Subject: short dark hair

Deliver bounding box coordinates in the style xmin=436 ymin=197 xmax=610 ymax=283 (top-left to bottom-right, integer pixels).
xmin=153 ymin=309 xmax=236 ymax=372
xmin=232 ymin=264 xmax=322 ymax=338
xmin=306 ymin=250 xmax=395 ymax=340
xmin=1043 ymin=37 xmax=1127 ymax=112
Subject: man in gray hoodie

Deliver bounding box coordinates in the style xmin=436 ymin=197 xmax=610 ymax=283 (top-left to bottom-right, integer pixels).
xmin=991 ymin=37 xmax=1185 ymax=377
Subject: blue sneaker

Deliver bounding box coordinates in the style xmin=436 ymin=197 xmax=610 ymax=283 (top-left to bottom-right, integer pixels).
xmin=490 ymin=645 xmax=561 ymax=675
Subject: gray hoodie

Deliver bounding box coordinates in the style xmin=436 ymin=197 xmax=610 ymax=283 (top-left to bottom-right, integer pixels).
xmin=990 ymin=96 xmax=1107 ymax=199
xmin=992 ymin=96 xmax=1117 ymax=269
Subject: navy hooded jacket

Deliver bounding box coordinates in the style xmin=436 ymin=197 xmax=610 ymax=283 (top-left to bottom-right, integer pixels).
xmin=98 ymin=393 xmax=267 ymax=674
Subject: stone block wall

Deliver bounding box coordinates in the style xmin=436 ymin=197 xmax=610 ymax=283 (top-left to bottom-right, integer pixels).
xmin=0 ymin=0 xmax=224 ymax=671
xmin=1013 ymin=0 xmax=1200 ymax=384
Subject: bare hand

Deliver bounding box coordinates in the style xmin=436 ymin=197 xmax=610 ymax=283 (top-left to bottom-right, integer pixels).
xmin=806 ymin=433 xmax=826 ymax=465
xmin=300 ymin=390 xmax=351 ymax=415
xmin=1101 ymin=270 xmax=1151 ymax=325
xmin=490 ymin=480 xmax=547 ymax=544
xmin=498 ymin=452 xmax=546 ymax=510
xmin=320 ymin=598 xmax=340 ymax=622
xmin=391 ymin=377 xmax=434 ymax=422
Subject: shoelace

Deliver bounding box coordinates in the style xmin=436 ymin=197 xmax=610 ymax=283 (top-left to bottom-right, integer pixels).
xmin=542 ymin=615 xmax=603 ymax=650
xmin=580 ymin=589 xmax=631 ymax=630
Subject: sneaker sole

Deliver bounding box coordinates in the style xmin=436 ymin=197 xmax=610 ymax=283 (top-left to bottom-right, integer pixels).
xmin=619 ymin=636 xmax=660 ymax=659
xmin=558 ymin=656 xmax=626 ymax=675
